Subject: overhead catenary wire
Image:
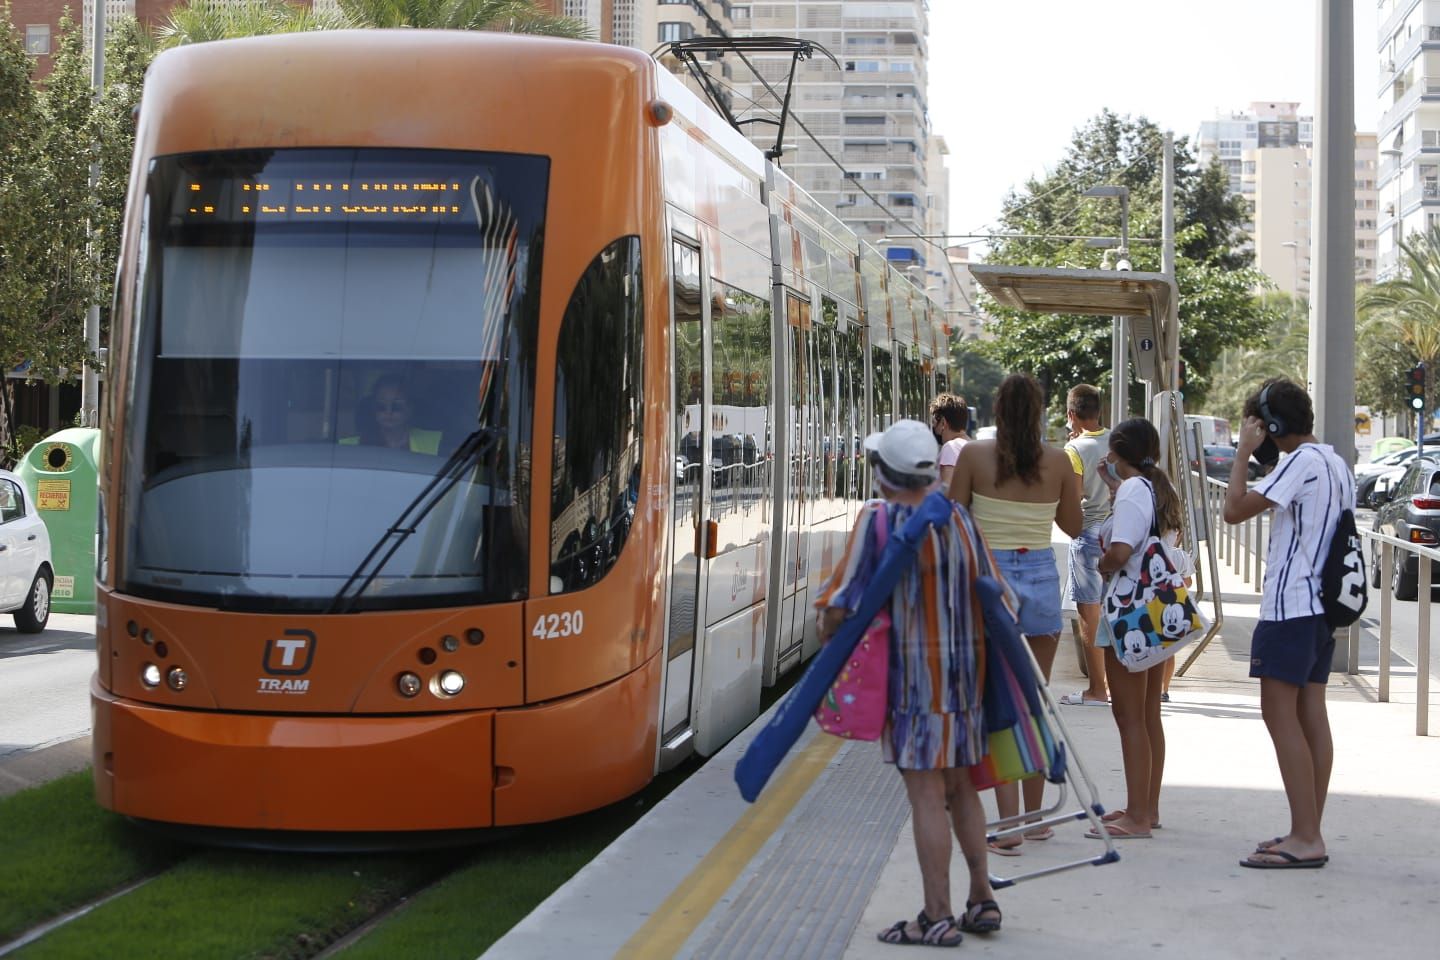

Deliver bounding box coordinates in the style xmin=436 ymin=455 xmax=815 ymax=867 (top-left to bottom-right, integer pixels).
xmin=672 ymin=13 xmax=980 ymax=319
xmin=703 ymin=67 xmax=979 ymax=316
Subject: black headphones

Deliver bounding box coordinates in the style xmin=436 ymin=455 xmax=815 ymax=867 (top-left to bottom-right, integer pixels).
xmin=1258 ymin=383 xmax=1288 ymax=437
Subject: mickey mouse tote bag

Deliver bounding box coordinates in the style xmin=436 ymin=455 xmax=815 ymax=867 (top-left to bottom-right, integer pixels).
xmin=1102 ymin=508 xmax=1209 ymax=673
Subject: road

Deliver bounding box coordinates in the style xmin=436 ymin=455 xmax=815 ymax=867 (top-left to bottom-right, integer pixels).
xmin=0 ymin=614 xmax=96 ymax=759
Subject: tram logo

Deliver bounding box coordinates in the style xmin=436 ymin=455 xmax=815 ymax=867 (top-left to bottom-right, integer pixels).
xmin=263 ymin=629 xmax=317 ymax=676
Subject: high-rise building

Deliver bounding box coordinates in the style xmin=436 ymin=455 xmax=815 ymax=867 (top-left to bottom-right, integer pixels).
xmin=730 ymin=1 xmax=937 ymax=269
xmin=1197 ymin=102 xmax=1378 ymax=296
xmin=1376 ymin=0 xmax=1440 ymax=279
xmin=1196 ymin=102 xmax=1313 ymax=196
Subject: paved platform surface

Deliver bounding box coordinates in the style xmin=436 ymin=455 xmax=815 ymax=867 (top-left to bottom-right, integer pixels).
xmin=485 ymin=540 xmax=1440 ymax=959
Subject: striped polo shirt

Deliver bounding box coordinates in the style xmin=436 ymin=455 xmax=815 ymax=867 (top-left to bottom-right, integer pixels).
xmin=1255 ymin=443 xmax=1354 ymax=622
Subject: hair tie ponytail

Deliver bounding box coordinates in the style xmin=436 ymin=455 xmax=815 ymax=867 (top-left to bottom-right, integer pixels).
xmin=1140 ymin=457 xmax=1156 ymax=469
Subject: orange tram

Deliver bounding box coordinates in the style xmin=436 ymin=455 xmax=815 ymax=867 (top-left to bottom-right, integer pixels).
xmin=92 ymin=29 xmax=950 ymax=840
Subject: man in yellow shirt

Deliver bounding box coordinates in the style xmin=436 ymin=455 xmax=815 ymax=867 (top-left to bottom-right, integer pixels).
xmin=1061 ymin=385 xmax=1111 ymax=706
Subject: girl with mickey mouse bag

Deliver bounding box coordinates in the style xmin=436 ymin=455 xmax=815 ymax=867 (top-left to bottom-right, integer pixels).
xmin=1087 ymin=419 xmax=1206 ymax=840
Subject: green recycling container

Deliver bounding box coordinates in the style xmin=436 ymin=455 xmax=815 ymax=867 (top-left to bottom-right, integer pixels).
xmin=17 ymin=427 xmax=100 ymax=615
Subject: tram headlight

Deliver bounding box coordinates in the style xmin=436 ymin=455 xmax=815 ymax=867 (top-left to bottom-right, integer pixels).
xmin=437 ymin=670 xmax=465 ymax=697
xmin=141 ymin=663 xmax=161 ymax=688
xmin=396 ymin=672 xmax=422 ymax=698
xmin=166 ymin=667 xmax=188 ymax=692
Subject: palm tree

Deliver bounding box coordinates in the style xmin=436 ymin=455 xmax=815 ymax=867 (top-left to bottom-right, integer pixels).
xmin=154 ymin=1 xmax=347 ymax=47
xmin=1357 ymin=226 xmax=1440 ymax=421
xmin=1207 ymin=292 xmax=1307 ymax=423
xmin=339 ymin=0 xmax=592 ymax=37
xmin=154 ymin=0 xmax=590 ymax=48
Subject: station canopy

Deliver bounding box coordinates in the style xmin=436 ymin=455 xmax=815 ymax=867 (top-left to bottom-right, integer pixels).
xmin=968 ymin=265 xmax=1178 ymax=391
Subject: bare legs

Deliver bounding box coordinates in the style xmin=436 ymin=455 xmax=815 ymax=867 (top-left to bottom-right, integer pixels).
xmin=994 ymin=633 xmax=1060 ymax=847
xmin=1077 ymin=601 xmax=1109 ymax=702
xmin=897 ymin=768 xmax=996 ymax=939
xmin=1250 ymin=678 xmax=1331 ymax=862
xmin=1100 ymin=648 xmax=1164 ymax=835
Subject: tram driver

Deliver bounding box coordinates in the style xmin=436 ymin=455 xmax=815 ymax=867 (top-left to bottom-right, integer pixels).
xmin=341 ymin=375 xmax=443 ymax=455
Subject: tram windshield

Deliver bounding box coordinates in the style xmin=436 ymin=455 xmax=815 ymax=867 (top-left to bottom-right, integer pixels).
xmin=119 ymin=148 xmax=546 ymax=612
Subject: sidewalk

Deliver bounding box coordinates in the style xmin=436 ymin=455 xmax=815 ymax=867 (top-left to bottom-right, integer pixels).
xmin=844 ymin=550 xmax=1440 ymax=959
xmin=485 ymin=542 xmax=1440 ymax=959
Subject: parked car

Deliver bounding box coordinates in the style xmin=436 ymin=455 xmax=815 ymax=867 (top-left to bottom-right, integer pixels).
xmin=1370 ymin=457 xmax=1440 ymax=600
xmin=1360 ymin=451 xmax=1440 ymax=508
xmin=0 ymin=469 xmax=53 ymax=632
xmin=1356 ymin=447 xmax=1420 ymax=482
xmin=1190 ymin=444 xmax=1261 ymax=479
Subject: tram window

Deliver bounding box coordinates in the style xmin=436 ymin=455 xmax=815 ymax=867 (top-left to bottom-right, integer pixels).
xmin=120 ymin=148 xmax=544 ymax=612
xmin=550 ymin=237 xmax=644 ymax=593
xmin=711 ymin=282 xmax=771 ymax=550
xmin=872 ymin=345 xmax=893 ymax=431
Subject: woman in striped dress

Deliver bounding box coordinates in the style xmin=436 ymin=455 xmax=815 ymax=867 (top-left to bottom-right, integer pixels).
xmin=816 ymin=420 xmax=1007 ymax=948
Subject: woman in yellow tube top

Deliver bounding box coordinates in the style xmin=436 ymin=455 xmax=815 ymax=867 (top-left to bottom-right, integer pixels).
xmin=948 ymin=372 xmax=1083 ymax=855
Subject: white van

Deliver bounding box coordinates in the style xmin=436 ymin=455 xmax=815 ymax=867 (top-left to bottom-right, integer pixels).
xmin=1184 ymin=415 xmax=1233 ymax=449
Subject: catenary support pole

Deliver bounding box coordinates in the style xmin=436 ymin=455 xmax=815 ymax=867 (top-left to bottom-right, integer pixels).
xmin=1309 ymin=0 xmax=1356 ymax=464
xmin=80 ymin=5 xmax=106 ymax=428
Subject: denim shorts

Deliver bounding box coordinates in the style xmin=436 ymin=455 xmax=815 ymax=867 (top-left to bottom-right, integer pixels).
xmin=992 ymin=547 xmax=1063 ymax=637
xmin=1250 ymin=615 xmax=1335 ymax=686
xmin=1067 ymin=528 xmax=1104 ymax=605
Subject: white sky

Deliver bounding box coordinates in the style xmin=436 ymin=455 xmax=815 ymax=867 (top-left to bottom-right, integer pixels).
xmin=929 ymin=0 xmax=1376 ymax=243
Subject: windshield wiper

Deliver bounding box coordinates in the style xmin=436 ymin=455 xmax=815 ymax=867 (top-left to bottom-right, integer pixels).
xmin=326 ymin=427 xmax=503 ymax=614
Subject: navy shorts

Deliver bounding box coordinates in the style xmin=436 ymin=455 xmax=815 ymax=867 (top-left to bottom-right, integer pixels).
xmin=1249 ymin=615 xmax=1335 ymax=686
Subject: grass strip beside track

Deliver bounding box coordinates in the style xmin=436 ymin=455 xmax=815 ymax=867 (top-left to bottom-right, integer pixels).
xmin=9 ymin=849 xmax=456 ymax=960
xmin=0 ymin=771 xmax=184 ymax=945
xmin=340 ymin=760 xmax=704 ymax=959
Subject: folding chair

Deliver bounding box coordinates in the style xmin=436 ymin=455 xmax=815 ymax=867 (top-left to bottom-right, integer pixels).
xmin=974 ymin=578 xmax=1119 ymax=889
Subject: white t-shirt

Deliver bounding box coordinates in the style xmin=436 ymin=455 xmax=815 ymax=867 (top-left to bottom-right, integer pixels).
xmin=939 ymin=436 xmax=968 ymax=469
xmin=1100 ymin=477 xmax=1192 ymax=589
xmin=1254 ymin=442 xmax=1354 ymax=622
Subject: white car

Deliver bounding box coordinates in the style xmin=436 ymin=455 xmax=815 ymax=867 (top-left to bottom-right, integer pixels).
xmin=1356 ymin=447 xmax=1419 ymax=481
xmin=0 ymin=469 xmax=53 ymax=633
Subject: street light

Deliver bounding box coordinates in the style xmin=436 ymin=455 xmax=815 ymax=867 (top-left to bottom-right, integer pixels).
xmin=1084 ymin=185 xmax=1131 ymax=427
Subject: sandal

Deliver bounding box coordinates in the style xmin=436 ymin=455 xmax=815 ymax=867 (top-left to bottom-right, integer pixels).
xmin=877 ymin=910 xmax=963 ymax=947
xmin=959 ymin=899 xmax=1002 ymax=934
xmin=987 ymin=839 xmax=1022 ymax=856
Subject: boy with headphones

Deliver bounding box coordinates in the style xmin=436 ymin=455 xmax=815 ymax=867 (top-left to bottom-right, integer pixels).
xmin=1223 ymin=378 xmax=1352 ymax=870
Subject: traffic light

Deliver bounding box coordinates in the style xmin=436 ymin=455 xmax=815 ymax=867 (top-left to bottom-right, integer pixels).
xmin=1409 ymin=362 xmax=1427 ymax=411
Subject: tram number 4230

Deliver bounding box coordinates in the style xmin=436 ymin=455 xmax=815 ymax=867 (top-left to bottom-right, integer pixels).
xmin=532 ymin=610 xmax=585 ymax=640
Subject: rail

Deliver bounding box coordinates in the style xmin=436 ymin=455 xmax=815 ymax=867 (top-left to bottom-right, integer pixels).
xmin=1197 ymin=474 xmax=1436 ymax=736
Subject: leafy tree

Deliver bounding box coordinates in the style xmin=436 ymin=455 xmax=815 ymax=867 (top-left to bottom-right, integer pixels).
xmin=95 ymin=17 xmax=155 ymax=337
xmin=1356 ymin=225 xmax=1440 ymax=420
xmin=978 ymin=111 xmax=1277 ymax=413
xmin=0 ymin=7 xmax=45 ymax=458
xmin=949 ymin=338 xmax=1004 ymax=426
xmin=0 ymin=13 xmax=105 ymax=460
xmin=1207 ymin=292 xmax=1307 ymax=423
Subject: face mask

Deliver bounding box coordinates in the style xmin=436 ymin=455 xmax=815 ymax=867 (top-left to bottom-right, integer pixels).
xmin=1104 ymin=460 xmax=1122 ymax=483
xmin=1254 ymin=435 xmax=1280 ymax=467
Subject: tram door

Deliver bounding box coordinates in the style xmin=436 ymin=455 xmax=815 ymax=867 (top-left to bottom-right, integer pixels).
xmin=774 ymin=290 xmax=813 ymax=676
xmin=662 ymin=238 xmax=708 ymax=746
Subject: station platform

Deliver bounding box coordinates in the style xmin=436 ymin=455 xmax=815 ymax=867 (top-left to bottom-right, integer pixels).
xmin=483 ymin=543 xmax=1440 ymax=960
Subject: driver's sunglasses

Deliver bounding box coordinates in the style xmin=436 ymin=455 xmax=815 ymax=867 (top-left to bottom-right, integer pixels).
xmin=377 ymin=400 xmax=408 ymax=413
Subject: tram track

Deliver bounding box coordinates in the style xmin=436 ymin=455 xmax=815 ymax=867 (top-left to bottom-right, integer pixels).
xmin=0 ymin=757 xmax=708 ymax=959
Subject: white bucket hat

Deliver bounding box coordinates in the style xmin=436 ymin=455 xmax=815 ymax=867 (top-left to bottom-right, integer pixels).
xmin=863 ymin=419 xmax=939 ymax=481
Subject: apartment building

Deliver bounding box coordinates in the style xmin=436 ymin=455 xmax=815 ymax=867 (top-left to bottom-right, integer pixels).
xmin=730 ymin=1 xmax=935 ymax=268
xmin=1376 ymin=0 xmax=1440 ymax=278
xmin=1198 ymin=102 xmax=1378 ymax=294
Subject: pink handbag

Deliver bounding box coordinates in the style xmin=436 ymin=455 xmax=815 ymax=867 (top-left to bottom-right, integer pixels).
xmin=815 ymin=507 xmax=891 ymax=740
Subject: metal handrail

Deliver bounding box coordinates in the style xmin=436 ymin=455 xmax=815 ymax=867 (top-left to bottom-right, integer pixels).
xmin=1197 ymin=472 xmax=1434 ymax=737
xmin=1357 ymin=527 xmax=1436 ymax=736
